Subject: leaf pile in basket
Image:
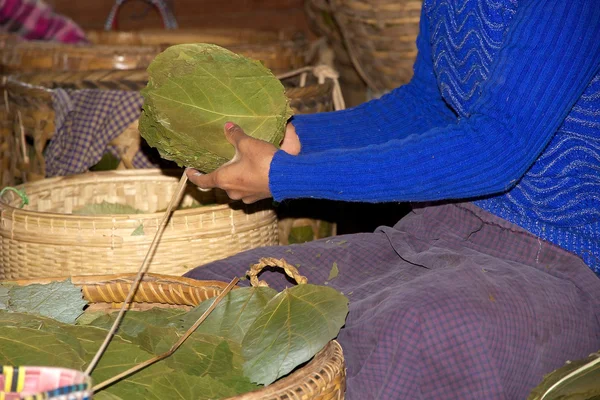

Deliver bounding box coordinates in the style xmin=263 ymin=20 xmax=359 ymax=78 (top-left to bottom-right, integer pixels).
xmin=0 ymin=279 xmax=348 ymax=399
xmin=139 ymin=43 xmax=294 ymax=173
xmin=72 ymin=201 xmax=209 ymax=215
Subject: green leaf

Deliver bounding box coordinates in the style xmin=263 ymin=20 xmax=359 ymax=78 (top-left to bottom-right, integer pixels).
xmin=139 ymin=43 xmax=293 ymax=173
xmin=0 ymin=326 xmax=86 ymax=369
xmin=172 ymin=286 xmax=277 ymax=343
xmin=8 ymin=279 xmax=87 ymax=324
xmin=242 ymin=284 xmax=349 ymax=385
xmin=88 ymin=308 xmax=186 ymax=339
xmin=149 ymin=374 xmax=240 ymax=400
xmin=73 ymin=201 xmax=145 ymax=215
xmin=131 ymin=224 xmax=145 ymax=236
xmin=0 ymin=285 xmax=10 ymax=310
xmin=328 ymin=262 xmax=339 ymax=281
xmin=167 ymin=334 xmax=240 ymax=377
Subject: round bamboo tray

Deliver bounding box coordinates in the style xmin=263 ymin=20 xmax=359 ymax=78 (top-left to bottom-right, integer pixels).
xmin=306 ymin=0 xmax=422 ymax=95
xmin=0 ymin=169 xmax=279 ymax=279
xmin=9 ymin=272 xmax=346 ymax=399
xmin=0 ymin=28 xmax=309 ymax=75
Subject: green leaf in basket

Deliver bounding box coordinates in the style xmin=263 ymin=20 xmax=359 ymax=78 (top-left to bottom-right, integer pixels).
xmin=87 ymin=308 xmax=186 ymax=339
xmin=171 ymin=286 xmax=277 ymax=343
xmin=148 ymin=374 xmax=241 ymax=400
xmin=139 ymin=43 xmax=293 ymax=173
xmin=131 ymin=224 xmax=145 ymax=236
xmin=0 ymin=325 xmax=86 ymax=369
xmin=242 ymin=284 xmax=349 ymax=385
xmin=0 ymin=285 xmax=10 ymax=310
xmin=7 ymin=279 xmax=87 ymax=324
xmin=73 ymin=201 xmax=146 ymax=215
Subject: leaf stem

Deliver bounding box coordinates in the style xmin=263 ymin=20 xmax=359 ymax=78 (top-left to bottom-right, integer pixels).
xmin=85 ymin=172 xmax=189 ymax=376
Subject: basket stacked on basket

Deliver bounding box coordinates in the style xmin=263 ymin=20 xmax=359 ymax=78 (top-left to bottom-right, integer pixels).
xmin=305 ymin=0 xmax=423 ymax=97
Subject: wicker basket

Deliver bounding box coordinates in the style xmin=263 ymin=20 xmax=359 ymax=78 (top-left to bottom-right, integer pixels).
xmin=0 ymin=169 xmax=279 ymax=279
xmin=9 ymin=271 xmax=346 ymax=399
xmin=3 ymin=68 xmax=336 ymax=185
xmin=0 ymin=28 xmax=308 ymax=75
xmin=305 ymin=0 xmax=422 ymax=95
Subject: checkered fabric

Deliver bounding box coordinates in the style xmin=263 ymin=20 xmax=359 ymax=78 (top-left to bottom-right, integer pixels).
xmin=0 ymin=0 xmax=87 ymax=43
xmin=46 ymin=89 xmax=156 ymax=177
xmin=185 ymin=202 xmax=600 ymax=400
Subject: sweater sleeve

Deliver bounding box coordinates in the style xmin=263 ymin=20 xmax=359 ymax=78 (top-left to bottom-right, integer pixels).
xmin=290 ymin=5 xmax=456 ymax=154
xmin=269 ymin=0 xmax=600 ymax=203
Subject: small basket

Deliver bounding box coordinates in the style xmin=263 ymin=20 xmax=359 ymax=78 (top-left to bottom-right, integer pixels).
xmin=0 ymin=169 xmax=279 ymax=279
xmin=0 ymin=366 xmax=92 ymax=400
xmin=9 ymin=270 xmax=346 ymax=399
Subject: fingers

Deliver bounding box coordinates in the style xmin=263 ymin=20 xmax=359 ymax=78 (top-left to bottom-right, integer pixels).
xmin=185 ymin=168 xmax=215 ymax=191
xmin=223 ymin=121 xmax=246 ymax=146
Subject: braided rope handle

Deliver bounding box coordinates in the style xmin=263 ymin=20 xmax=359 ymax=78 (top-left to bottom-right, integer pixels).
xmin=246 ymin=257 xmax=308 ymax=287
xmin=104 ymin=0 xmax=178 ymax=31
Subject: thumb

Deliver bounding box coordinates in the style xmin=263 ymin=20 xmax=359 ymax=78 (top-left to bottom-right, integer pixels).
xmin=223 ymin=122 xmax=245 ymax=146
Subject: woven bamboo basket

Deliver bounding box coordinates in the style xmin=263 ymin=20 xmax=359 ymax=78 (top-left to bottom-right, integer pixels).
xmin=2 ymin=68 xmax=337 ymax=185
xmin=0 ymin=28 xmax=308 ymax=75
xmin=8 ymin=269 xmax=346 ymax=399
xmin=305 ymin=0 xmax=422 ymax=95
xmin=0 ymin=169 xmax=279 ymax=279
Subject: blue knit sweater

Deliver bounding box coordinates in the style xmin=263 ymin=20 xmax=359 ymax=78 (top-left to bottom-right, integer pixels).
xmin=269 ymin=0 xmax=600 ymax=275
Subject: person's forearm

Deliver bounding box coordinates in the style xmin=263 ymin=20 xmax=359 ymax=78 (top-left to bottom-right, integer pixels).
xmin=291 ymin=6 xmax=456 ymax=154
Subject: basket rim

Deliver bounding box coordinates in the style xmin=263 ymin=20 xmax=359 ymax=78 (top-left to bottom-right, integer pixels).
xmin=0 ymin=169 xmax=242 ymax=220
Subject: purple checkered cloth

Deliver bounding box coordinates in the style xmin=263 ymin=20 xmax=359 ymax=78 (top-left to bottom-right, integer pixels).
xmin=184 ymin=202 xmax=600 ymax=400
xmin=45 ymin=88 xmax=156 ymax=177
xmin=0 ymin=0 xmax=87 ymax=43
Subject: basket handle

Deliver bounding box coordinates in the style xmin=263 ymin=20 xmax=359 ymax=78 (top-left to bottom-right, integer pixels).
xmin=246 ymin=257 xmax=308 ymax=288
xmin=104 ymin=0 xmax=178 ymax=31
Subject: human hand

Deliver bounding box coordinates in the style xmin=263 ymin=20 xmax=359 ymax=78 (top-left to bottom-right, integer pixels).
xmin=280 ymin=123 xmax=301 ymax=155
xmin=186 ymin=122 xmax=277 ymax=204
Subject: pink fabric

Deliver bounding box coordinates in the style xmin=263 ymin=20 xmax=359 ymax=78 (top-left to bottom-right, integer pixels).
xmin=0 ymin=0 xmax=87 ymax=43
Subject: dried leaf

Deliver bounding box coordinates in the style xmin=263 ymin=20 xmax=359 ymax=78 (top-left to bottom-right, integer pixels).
xmin=8 ymin=279 xmax=87 ymax=324
xmin=242 ymin=284 xmax=349 ymax=385
xmin=139 ymin=43 xmax=293 ymax=172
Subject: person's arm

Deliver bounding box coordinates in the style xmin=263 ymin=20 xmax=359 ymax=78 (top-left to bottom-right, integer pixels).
xmin=270 ymin=0 xmax=600 ymax=203
xmin=290 ymin=6 xmax=456 ymax=154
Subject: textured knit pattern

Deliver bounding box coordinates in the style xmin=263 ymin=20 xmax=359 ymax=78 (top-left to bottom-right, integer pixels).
xmin=45 ymin=89 xmax=154 ymax=177
xmin=0 ymin=0 xmax=87 ymax=43
xmin=185 ymin=202 xmax=600 ymax=400
xmin=271 ymin=0 xmax=600 ymax=275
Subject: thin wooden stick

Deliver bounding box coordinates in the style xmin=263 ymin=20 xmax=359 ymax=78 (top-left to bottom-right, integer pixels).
xmin=85 ymin=172 xmax=189 ymax=376
xmin=91 ymin=276 xmax=239 ymax=392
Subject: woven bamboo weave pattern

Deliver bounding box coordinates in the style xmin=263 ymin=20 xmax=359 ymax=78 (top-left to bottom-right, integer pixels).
xmin=8 ymin=273 xmax=346 ymax=399
xmin=306 ymin=0 xmax=422 ymax=94
xmin=0 ymin=29 xmax=309 ymax=75
xmin=0 ymin=170 xmax=279 ymax=279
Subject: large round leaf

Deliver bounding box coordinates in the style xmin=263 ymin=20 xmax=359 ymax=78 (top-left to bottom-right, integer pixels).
xmin=140 ymin=43 xmax=293 ymax=172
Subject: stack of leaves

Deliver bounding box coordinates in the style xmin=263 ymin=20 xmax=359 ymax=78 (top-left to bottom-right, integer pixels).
xmin=0 ymin=279 xmax=348 ymax=399
xmin=139 ymin=43 xmax=294 ymax=173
